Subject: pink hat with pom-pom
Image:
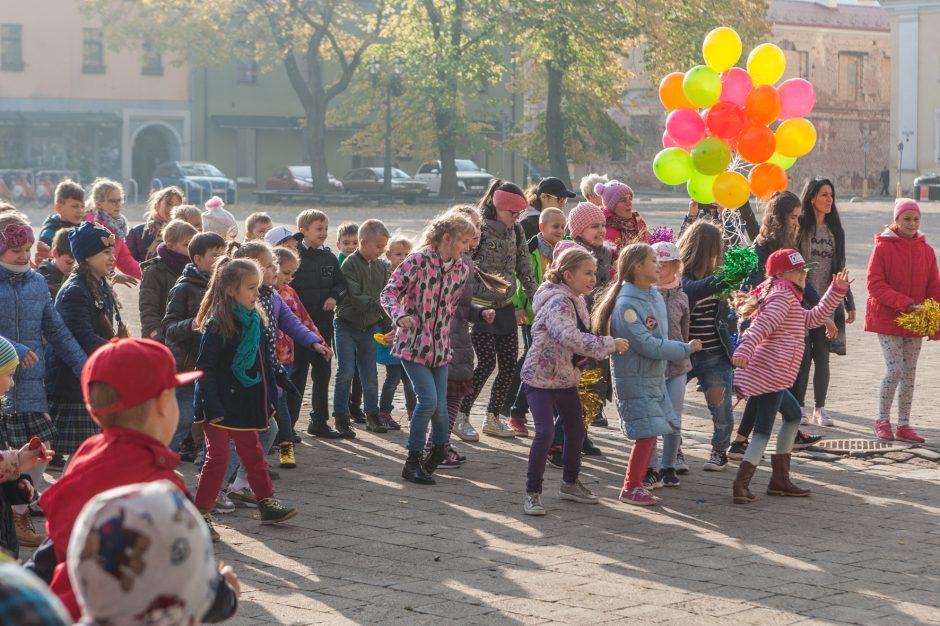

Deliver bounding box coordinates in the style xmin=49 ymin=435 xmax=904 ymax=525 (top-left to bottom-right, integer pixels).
xmin=593 ymin=180 xmax=633 ymax=212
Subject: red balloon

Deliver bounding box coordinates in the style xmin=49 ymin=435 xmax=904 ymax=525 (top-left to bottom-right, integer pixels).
xmin=745 ymin=85 xmax=782 ymax=126
xmin=748 ymin=162 xmax=788 ymax=200
xmin=705 ymin=102 xmax=747 ymax=139
xmin=736 ymin=125 xmax=776 ymax=164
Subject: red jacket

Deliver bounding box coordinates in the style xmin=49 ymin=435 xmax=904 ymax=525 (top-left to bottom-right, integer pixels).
xmin=83 ymin=212 xmax=142 ymax=279
xmin=865 ymin=227 xmax=940 ymax=338
xmin=39 ymin=427 xmax=187 ymax=620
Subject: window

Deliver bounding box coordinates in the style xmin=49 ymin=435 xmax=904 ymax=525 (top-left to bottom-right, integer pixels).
xmin=838 ymin=52 xmax=865 ymax=101
xmin=1 ymin=24 xmax=23 ymax=71
xmin=82 ymin=28 xmax=105 ymax=74
xmin=779 ymin=40 xmax=809 ymax=81
xmin=141 ymin=40 xmax=163 ymax=76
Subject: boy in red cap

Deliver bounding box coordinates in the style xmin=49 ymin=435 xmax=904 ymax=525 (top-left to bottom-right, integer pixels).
xmin=27 ymin=338 xmax=239 ymax=622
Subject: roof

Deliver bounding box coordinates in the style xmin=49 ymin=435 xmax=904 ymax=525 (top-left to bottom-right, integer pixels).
xmin=769 ymin=0 xmax=890 ymax=31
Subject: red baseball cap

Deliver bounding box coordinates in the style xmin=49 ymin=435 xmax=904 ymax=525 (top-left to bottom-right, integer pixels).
xmin=81 ymin=338 xmax=203 ymax=418
xmin=766 ymin=248 xmax=817 ymax=277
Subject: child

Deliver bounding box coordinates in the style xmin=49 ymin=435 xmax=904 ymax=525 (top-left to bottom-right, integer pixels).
xmin=596 ymin=180 xmax=649 ymax=263
xmin=266 ymin=225 xmax=299 ymax=249
xmin=334 ymin=220 xmax=391 ymax=435
xmin=519 ymin=177 xmax=575 ymax=240
xmin=162 ymin=232 xmax=226 ymax=458
xmin=36 ymin=228 xmax=76 ymax=300
xmin=378 ymin=235 xmax=416 ymax=430
xmin=192 ymin=257 xmax=297 ymax=532
xmin=138 ymin=219 xmax=198 ymax=342
xmin=460 ymin=181 xmax=536 ymax=438
xmin=381 ymin=211 xmax=476 ymax=484
xmin=37 ymin=179 xmax=84 ymax=266
xmin=521 ymin=247 xmax=627 ymax=515
xmin=290 ymin=210 xmax=348 ymax=439
xmin=202 ymin=195 xmax=238 ymax=241
xmin=35 ymin=338 xmax=238 ymax=621
xmin=731 ymin=251 xmax=849 ymax=503
xmin=579 ymin=173 xmax=608 ymax=206
xmin=336 ymin=222 xmax=359 ymax=265
xmin=170 ymin=203 xmax=204 ymax=231
xmin=866 ymin=198 xmax=940 ymax=443
xmin=126 ymin=186 xmax=184 ymax=263
xmin=0 ymin=214 xmax=86 ymax=547
xmin=594 ymin=244 xmax=701 ymax=506
xmin=84 ymin=178 xmax=141 ymax=280
xmin=245 ymin=212 xmax=273 ymax=242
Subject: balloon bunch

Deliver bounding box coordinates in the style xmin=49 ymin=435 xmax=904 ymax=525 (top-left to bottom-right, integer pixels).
xmin=653 ymin=28 xmax=817 ymax=207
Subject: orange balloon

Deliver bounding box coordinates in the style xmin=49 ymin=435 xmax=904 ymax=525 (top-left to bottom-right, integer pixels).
xmin=659 ymin=72 xmax=695 ymax=111
xmin=745 ymin=85 xmax=782 ymax=126
xmin=736 ymin=125 xmax=776 ymax=164
xmin=748 ymin=163 xmax=788 ymax=200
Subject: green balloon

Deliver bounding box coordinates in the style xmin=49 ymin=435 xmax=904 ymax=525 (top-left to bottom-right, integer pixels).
xmin=688 ymin=171 xmax=718 ymax=204
xmin=691 ymin=137 xmax=731 ymax=176
xmin=653 ymin=148 xmax=693 ymax=185
xmin=683 ymin=65 xmax=722 ymax=108
xmin=767 ymin=151 xmax=797 ymax=171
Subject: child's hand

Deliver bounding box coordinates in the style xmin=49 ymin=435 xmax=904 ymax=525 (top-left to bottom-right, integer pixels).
xmin=112 ymin=273 xmax=138 ymax=287
xmin=383 ymin=329 xmax=397 ymax=343
xmin=689 ymin=339 xmax=703 ymax=353
xmin=831 ymin=268 xmax=851 ymax=290
xmin=16 ymin=439 xmax=54 ymax=472
xmin=397 ymin=316 xmax=417 ymax=329
xmin=20 ymin=351 xmax=38 ymax=369
xmin=515 ymin=309 xmax=527 ymax=325
xmin=191 ymin=318 xmax=200 ymax=331
xmin=687 ymin=200 xmax=699 ymax=218
xmin=322 ymin=297 xmax=337 ymax=311
xmin=482 ymin=309 xmax=496 ymax=324
xmin=846 ymin=310 xmax=856 ymax=324
xmin=219 ymin=562 xmax=241 ymax=599
xmin=613 ymin=338 xmax=629 ymax=354
xmin=824 ymin=318 xmax=838 ymax=339
xmin=314 ymin=343 xmax=333 ymax=361
xmin=732 ymin=356 xmax=748 ymax=368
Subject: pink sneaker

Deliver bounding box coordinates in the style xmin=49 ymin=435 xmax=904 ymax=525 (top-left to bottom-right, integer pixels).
xmin=873 ymin=419 xmax=895 ymax=441
xmin=618 ymin=487 xmax=658 ymax=506
xmin=507 ymin=417 xmax=529 ymax=437
xmin=379 ymin=411 xmax=401 ymax=431
xmin=895 ymin=424 xmax=925 ymax=443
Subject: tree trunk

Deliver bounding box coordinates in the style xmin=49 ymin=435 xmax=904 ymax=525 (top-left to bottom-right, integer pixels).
xmin=305 ymin=94 xmax=330 ymax=195
xmin=436 ymin=109 xmax=459 ymax=199
xmin=545 ymin=62 xmax=571 ymax=188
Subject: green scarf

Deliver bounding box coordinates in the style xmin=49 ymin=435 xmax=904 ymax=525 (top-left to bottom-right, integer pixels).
xmin=232 ymin=303 xmax=261 ymax=387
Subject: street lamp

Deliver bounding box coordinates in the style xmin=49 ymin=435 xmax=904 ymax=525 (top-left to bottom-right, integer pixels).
xmin=370 ymin=57 xmax=404 ymax=196
xmin=897 ymin=140 xmax=904 ymax=199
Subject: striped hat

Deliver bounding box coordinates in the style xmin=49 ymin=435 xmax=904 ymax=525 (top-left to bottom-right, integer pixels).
xmin=0 ymin=335 xmax=18 ymax=376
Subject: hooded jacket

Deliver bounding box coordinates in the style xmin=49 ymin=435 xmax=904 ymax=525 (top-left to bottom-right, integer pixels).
xmin=38 ymin=214 xmax=80 ymax=248
xmin=138 ymin=245 xmax=189 ymax=342
xmin=472 ymin=219 xmax=536 ymax=308
xmin=658 ymin=283 xmax=693 ymax=380
xmin=162 ymin=263 xmax=210 ymax=372
xmin=292 ymin=244 xmax=347 ymax=334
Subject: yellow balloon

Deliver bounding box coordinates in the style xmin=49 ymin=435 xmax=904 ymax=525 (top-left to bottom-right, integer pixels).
xmin=703 ymin=27 xmax=742 ymax=73
xmin=746 ymin=43 xmax=786 ymax=86
xmin=775 ymin=118 xmax=817 ymax=158
xmin=712 ymin=171 xmax=751 ymax=209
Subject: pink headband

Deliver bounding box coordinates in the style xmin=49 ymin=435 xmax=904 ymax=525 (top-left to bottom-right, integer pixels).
xmin=493 ymin=190 xmax=528 ymax=213
xmin=0 ymin=223 xmax=34 ymax=255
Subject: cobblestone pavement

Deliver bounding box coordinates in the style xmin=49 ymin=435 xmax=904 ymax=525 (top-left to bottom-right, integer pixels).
xmin=28 ymin=197 xmax=940 ymax=624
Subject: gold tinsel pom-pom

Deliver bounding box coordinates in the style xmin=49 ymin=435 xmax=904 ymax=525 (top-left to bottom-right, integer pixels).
xmin=896 ymin=299 xmax=940 ymax=337
xmin=578 ymin=368 xmax=605 ymax=427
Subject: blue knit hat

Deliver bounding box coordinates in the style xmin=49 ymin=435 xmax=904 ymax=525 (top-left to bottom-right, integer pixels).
xmin=68 ymin=222 xmax=115 ymax=263
xmin=0 ymin=335 xmax=17 ymax=376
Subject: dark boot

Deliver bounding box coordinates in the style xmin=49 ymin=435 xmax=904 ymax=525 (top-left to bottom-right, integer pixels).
xmin=365 ymin=413 xmax=388 ymax=434
xmin=307 ymin=420 xmax=341 ymax=439
xmin=732 ymin=461 xmax=758 ymax=504
xmin=402 ymin=450 xmax=435 ymax=485
xmin=767 ymin=454 xmax=811 ymax=497
xmin=334 ymin=415 xmax=357 ymax=439
xmin=422 ymin=444 xmax=447 ymax=475
xmin=582 ymin=435 xmax=602 ymax=456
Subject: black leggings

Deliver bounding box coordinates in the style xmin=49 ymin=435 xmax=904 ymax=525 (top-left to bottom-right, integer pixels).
xmin=460 ymin=331 xmax=519 ymax=416
xmin=790 ymin=326 xmax=830 ymax=409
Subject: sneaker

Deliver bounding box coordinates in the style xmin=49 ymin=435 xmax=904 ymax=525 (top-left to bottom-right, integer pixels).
xmin=813 ymin=407 xmax=834 ymax=427
xmin=873 ymin=419 xmax=895 ymax=441
xmin=257 ymin=497 xmax=298 ymax=525
xmin=194 ymin=449 xmax=206 ymax=469
xmin=365 ymin=413 xmax=388 ymax=434
xmin=14 ymin=510 xmax=43 ymax=547
xmin=618 ymin=486 xmax=658 ymax=506
xmin=582 ymin=436 xmax=602 ymax=456
xmin=507 ymin=417 xmax=529 ymax=437
xmin=379 ymin=411 xmax=401 ymax=431
xmin=179 ymin=438 xmax=198 ymax=463
xmin=46 ymin=453 xmax=66 ymax=473
xmin=214 ymin=492 xmax=236 ymax=514
xmin=447 ymin=445 xmax=467 ymax=463
xmin=592 ymin=414 xmax=609 ymax=428
xmin=547 ymin=447 xmax=563 ymax=469
xmin=350 ymin=408 xmax=367 ymax=424
xmin=643 ymin=468 xmax=663 ymax=490
xmin=728 ymin=439 xmax=748 ymax=461
xmin=436 ymin=451 xmax=463 ymax=469
xmin=307 ymin=422 xmax=341 ymax=439
xmin=523 ymin=492 xmax=546 ymax=516
xmin=279 ymin=441 xmax=297 ymax=469
xmin=895 ymin=424 xmax=925 ymax=443
xmin=799 ymin=408 xmax=809 ymax=426
xmin=792 ymin=430 xmax=823 ymax=450
xmin=675 ymin=448 xmax=690 ymax=475
xmin=482 ymin=413 xmax=516 ymax=438
xmin=453 ymin=412 xmax=479 ymax=442
xmin=201 ymin=510 xmax=221 ymax=542
xmin=703 ymin=449 xmax=729 ymax=471
xmin=559 ymin=480 xmax=600 ymax=504
xmin=227 ymin=486 xmax=258 ymax=507
xmin=661 ymin=468 xmax=680 ymax=487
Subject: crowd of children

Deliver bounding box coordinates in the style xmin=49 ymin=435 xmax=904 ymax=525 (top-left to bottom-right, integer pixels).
xmin=0 ymin=171 xmax=936 ymax=623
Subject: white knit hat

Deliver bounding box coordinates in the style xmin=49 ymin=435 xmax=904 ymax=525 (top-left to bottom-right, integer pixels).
xmin=201 ymin=196 xmax=238 ymax=241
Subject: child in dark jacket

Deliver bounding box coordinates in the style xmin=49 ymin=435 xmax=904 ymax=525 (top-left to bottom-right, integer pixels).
xmin=35 ymin=179 xmax=84 ymax=266
xmin=138 ymin=219 xmax=197 ymax=342
xmin=36 ymin=228 xmax=75 ymax=300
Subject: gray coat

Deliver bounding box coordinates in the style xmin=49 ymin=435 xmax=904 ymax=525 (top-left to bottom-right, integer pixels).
xmin=448 ymin=254 xmax=484 ymax=381
xmin=659 ymin=284 xmax=692 ymax=380
xmin=472 ymin=219 xmax=536 ymax=308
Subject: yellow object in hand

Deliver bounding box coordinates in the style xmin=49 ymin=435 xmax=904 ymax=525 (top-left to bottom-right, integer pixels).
xmin=373 ymin=333 xmax=392 ymax=347
xmin=896 ymin=299 xmax=940 ymax=337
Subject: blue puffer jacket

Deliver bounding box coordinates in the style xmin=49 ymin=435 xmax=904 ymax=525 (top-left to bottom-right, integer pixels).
xmin=611 ymin=282 xmax=692 ymax=441
xmin=0 ymin=266 xmax=86 ymax=413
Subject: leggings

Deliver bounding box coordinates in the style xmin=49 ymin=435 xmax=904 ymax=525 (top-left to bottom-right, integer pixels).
xmin=460 ymin=331 xmax=519 ymax=416
xmin=877 ymin=334 xmax=923 ymax=425
xmin=790 ymin=326 xmax=830 ymax=409
xmin=525 ymin=385 xmax=584 ymax=493
xmin=623 ymin=437 xmax=656 ymax=490
xmin=195 ymin=424 xmax=274 ymax=510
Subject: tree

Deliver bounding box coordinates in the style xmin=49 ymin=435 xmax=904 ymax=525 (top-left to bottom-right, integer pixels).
xmin=84 ymin=0 xmax=389 ymax=194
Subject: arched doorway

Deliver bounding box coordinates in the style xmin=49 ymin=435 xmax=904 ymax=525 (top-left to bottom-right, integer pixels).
xmin=131 ymin=124 xmax=181 ymax=197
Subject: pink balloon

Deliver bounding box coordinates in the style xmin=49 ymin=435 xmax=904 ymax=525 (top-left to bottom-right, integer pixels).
xmin=719 ymin=68 xmax=753 ymax=108
xmin=665 ymin=108 xmax=706 ymax=148
xmin=663 ymin=130 xmax=681 ymax=149
xmin=778 ymin=78 xmax=816 ymax=120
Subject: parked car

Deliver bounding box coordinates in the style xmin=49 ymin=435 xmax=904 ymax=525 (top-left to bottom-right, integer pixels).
xmin=265 ymin=165 xmax=344 ymax=197
xmin=414 ymin=159 xmax=493 ymax=196
xmin=341 ymin=167 xmax=429 ymax=203
xmin=151 ymin=161 xmax=236 ymax=204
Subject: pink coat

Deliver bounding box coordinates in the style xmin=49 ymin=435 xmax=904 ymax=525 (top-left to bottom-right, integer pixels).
xmin=733 ymin=279 xmax=847 ymax=398
xmin=84 ymin=212 xmax=142 ymax=279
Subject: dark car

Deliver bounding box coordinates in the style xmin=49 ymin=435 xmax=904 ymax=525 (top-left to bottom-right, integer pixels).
xmin=341 ymin=167 xmax=429 ymax=203
xmin=265 ymin=165 xmax=344 ymax=197
xmin=151 ymin=161 xmax=236 ymax=204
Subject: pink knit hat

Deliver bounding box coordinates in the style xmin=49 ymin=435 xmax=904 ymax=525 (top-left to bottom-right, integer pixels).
xmin=551 ymin=239 xmax=586 ymax=264
xmin=894 ymin=197 xmax=920 ymax=221
xmin=567 ymin=202 xmax=606 ymax=240
xmin=593 ymin=180 xmax=633 ymax=212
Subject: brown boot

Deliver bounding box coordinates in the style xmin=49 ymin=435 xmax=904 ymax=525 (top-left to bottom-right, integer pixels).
xmin=732 ymin=461 xmax=758 ymax=504
xmin=766 ymin=454 xmax=811 ymax=497
xmin=14 ymin=509 xmax=43 ymax=547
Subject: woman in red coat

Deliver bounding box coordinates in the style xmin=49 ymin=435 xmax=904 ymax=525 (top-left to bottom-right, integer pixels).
xmin=865 ymin=198 xmax=940 ymax=443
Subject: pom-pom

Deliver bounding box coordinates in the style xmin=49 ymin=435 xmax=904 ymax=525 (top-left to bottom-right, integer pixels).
xmin=712 ymin=246 xmax=758 ymax=297
xmin=647 ymin=226 xmax=675 ymax=245
xmin=896 ymin=299 xmax=940 ymax=337
xmin=594 ymin=182 xmax=606 ymax=195
xmin=578 ymin=368 xmax=605 ymax=427
xmin=205 ymin=195 xmax=224 ymax=210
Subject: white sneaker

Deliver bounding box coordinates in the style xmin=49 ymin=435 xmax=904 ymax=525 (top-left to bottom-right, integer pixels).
xmin=482 ymin=413 xmax=516 ymax=438
xmin=799 ymin=408 xmax=809 ymax=426
xmin=523 ymin=492 xmax=546 ymax=516
xmin=813 ymin=407 xmax=834 ymax=427
xmin=559 ymin=480 xmax=600 ymax=504
xmin=452 ymin=412 xmax=479 ymax=442
xmin=213 ymin=492 xmax=236 ymax=514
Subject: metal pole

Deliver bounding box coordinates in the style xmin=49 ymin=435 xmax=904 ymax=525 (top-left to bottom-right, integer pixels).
xmin=383 ymin=85 xmax=392 ymax=196
xmin=897 ymin=141 xmax=904 ymax=199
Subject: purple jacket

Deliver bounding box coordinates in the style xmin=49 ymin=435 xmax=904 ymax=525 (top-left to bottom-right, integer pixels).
xmin=272 ymin=291 xmax=322 ymax=350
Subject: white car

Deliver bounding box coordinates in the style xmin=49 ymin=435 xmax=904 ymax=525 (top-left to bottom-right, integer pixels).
xmin=414 ymin=159 xmax=494 ymax=196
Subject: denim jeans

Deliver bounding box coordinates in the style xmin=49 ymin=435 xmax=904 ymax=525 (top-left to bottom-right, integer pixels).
xmin=273 ymin=363 xmax=294 ymax=443
xmin=380 ymin=364 xmax=416 ymax=413
xmin=226 ymin=418 xmax=278 ymax=484
xmin=401 ymin=360 xmax=448 ymax=451
xmin=170 ymin=384 xmax=195 ymax=452
xmin=742 ymin=389 xmax=802 ymax=465
xmin=525 ymin=385 xmax=583 ymax=493
xmin=332 ymin=319 xmax=379 ymax=416
xmin=650 ymin=374 xmax=686 ymax=471
xmin=688 ymin=350 xmax=734 ymax=452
